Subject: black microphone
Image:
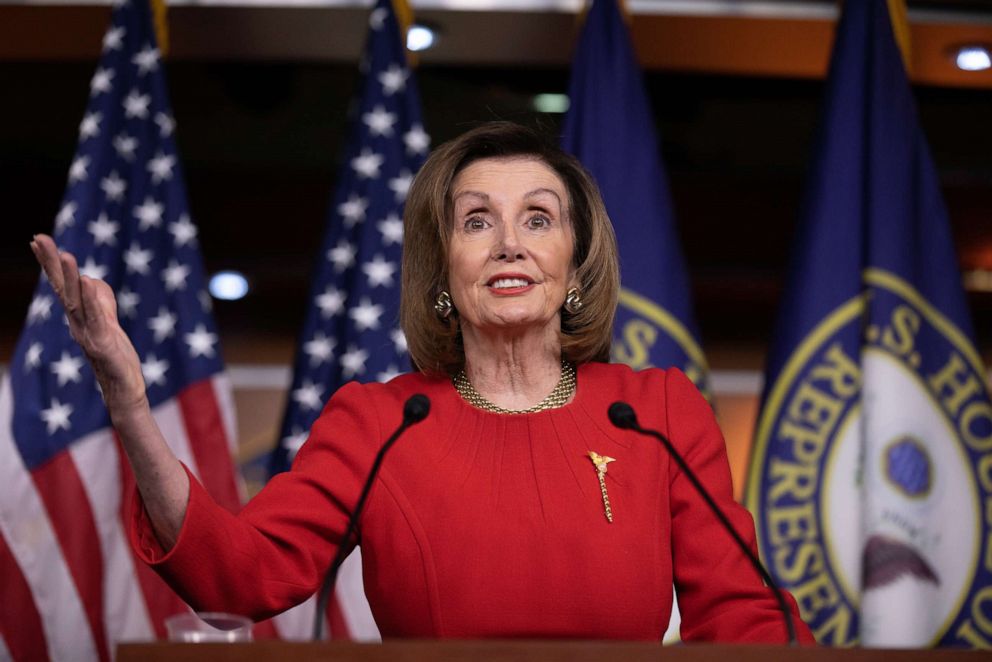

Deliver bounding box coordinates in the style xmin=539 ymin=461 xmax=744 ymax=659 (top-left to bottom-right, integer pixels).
xmin=312 ymin=394 xmax=430 ymax=640
xmin=608 ymin=401 xmax=798 ymax=645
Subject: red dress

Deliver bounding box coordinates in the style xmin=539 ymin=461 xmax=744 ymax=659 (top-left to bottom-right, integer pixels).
xmin=130 ymin=363 xmax=813 ymax=642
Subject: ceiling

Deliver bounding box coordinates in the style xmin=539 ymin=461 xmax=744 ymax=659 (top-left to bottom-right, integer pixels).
xmin=3 ymin=1 xmax=992 ymax=87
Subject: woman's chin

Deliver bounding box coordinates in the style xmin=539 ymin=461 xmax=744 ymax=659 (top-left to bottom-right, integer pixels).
xmin=473 ymin=311 xmax=558 ymax=335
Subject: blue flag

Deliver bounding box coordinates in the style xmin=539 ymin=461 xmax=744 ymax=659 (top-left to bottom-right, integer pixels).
xmin=271 ymin=0 xmax=429 ymax=476
xmin=746 ymin=0 xmax=992 ymax=647
xmin=561 ymin=0 xmax=709 ymax=396
xmin=0 ymin=0 xmax=244 ymax=656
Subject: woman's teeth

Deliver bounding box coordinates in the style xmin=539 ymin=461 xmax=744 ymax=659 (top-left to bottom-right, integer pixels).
xmin=491 ymin=278 xmax=530 ymax=289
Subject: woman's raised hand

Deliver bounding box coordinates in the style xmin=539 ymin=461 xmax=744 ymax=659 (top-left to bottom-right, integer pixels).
xmin=30 ymin=233 xmax=190 ymax=548
xmin=30 ymin=234 xmax=147 ymax=416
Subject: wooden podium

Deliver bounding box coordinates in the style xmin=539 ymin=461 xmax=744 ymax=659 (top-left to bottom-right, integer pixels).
xmin=117 ymin=641 xmax=987 ymax=661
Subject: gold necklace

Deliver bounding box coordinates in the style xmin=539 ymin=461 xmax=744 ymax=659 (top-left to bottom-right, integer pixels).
xmin=453 ymin=360 xmax=576 ymax=414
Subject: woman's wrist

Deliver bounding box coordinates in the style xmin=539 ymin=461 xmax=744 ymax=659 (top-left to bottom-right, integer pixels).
xmin=107 ymin=391 xmax=153 ymax=431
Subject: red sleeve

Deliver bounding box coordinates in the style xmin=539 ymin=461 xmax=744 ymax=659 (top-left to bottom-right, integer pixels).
xmin=664 ymin=368 xmax=815 ymax=644
xmin=128 ymin=381 xmax=382 ymax=621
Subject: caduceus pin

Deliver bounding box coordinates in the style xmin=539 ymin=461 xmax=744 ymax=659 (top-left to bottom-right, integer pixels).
xmin=587 ymin=451 xmax=616 ymax=523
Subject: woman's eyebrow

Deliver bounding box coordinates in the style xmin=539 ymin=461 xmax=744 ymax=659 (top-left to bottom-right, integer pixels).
xmin=452 ymin=190 xmax=489 ymax=204
xmin=524 ymin=188 xmax=562 ymax=204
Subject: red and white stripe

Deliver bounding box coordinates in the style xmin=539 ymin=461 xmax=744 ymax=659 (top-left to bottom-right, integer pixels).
xmin=0 ymin=371 xmax=381 ymax=659
xmin=0 ymin=373 xmax=267 ymax=660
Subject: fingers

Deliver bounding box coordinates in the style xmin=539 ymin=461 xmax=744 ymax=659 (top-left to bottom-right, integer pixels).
xmin=59 ymin=251 xmax=84 ymax=323
xmin=30 ymin=234 xmax=90 ymax=337
xmin=80 ymin=277 xmax=119 ymax=336
xmin=30 ymin=234 xmax=66 ymax=296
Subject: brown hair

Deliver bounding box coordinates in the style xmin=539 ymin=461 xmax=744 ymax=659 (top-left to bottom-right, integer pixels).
xmin=400 ymin=121 xmax=620 ymax=374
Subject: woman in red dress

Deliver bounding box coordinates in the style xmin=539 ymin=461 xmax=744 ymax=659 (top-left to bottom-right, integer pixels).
xmin=32 ymin=122 xmax=813 ymax=643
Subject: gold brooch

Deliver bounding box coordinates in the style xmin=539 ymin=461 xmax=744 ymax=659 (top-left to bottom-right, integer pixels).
xmin=587 ymin=451 xmax=616 ymax=523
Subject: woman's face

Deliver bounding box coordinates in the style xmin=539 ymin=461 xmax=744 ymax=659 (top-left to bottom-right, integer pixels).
xmin=447 ymin=156 xmax=576 ymax=339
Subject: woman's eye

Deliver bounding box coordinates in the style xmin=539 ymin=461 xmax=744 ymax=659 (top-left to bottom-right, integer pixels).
xmin=527 ymin=215 xmax=550 ymax=229
xmin=464 ymin=217 xmax=488 ymax=231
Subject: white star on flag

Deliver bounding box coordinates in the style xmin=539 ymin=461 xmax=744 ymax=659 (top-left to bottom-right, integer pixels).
xmin=362 ymin=254 xmax=396 ymax=288
xmin=315 ymin=286 xmax=346 ymax=318
xmin=79 ymin=112 xmax=102 ymax=140
xmin=88 ymin=213 xmax=120 ymax=245
xmin=147 ymin=152 xmax=176 ymax=184
xmin=40 ymin=399 xmax=73 ymax=435
xmin=184 ymin=324 xmax=218 ymax=358
xmin=162 ymin=260 xmax=191 ymax=292
xmin=24 ymin=343 xmax=43 ymax=372
xmin=113 ymin=132 xmax=138 ymax=161
xmin=90 ymin=68 xmax=114 ymax=95
xmin=103 ymin=26 xmax=125 ymax=51
xmin=132 ymin=44 xmax=160 ymax=75
xmin=351 ymin=148 xmax=384 ymax=179
xmin=55 ymin=202 xmax=77 ymax=232
xmin=148 ymin=307 xmax=177 ymax=342
xmin=338 ymin=194 xmax=369 ymax=228
xmin=123 ymin=242 xmax=153 ymax=275
xmin=390 ymin=327 xmax=407 ymax=353
xmin=369 ymin=6 xmax=388 ymax=29
xmin=378 ymin=64 xmax=408 ymax=95
xmin=117 ymin=287 xmax=140 ymax=318
xmin=341 ymin=346 xmax=370 ymax=378
xmin=282 ymin=427 xmax=309 ymax=460
xmin=155 ymin=112 xmax=175 ymax=137
xmin=327 ymin=240 xmax=357 ymax=272
xmin=68 ymin=156 xmax=90 ymax=185
xmin=123 ymin=89 xmax=151 ymax=119
xmin=303 ymin=332 xmax=336 ymax=366
xmin=168 ymin=214 xmax=198 ymax=246
xmin=140 ymin=354 xmax=169 ymax=386
xmin=349 ymin=297 xmax=384 ymax=331
xmin=377 ymin=364 xmax=402 ymax=383
xmin=134 ymin=197 xmax=164 ymax=230
xmin=79 ymin=258 xmax=109 ymax=281
xmin=377 ymin=214 xmax=403 ymax=245
xmin=363 ymin=105 xmax=397 ymax=137
xmin=292 ymin=380 xmax=324 ymax=411
xmin=50 ymin=351 xmax=85 ymax=387
xmin=388 ymin=170 xmax=413 ymax=202
xmin=100 ymin=171 xmax=127 ymax=202
xmin=27 ymin=295 xmax=54 ymax=324
xmin=404 ymin=124 xmax=430 ymax=156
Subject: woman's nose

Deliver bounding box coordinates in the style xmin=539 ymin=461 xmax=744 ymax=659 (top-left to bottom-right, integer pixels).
xmin=492 ymin=223 xmax=525 ymax=262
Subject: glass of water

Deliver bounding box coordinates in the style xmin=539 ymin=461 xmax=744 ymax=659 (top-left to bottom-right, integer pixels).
xmin=165 ymin=612 xmax=253 ymax=643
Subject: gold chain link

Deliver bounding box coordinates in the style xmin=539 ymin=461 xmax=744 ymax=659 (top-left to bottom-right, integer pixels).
xmin=596 ymin=470 xmax=613 ymax=523
xmin=453 ymin=360 xmax=576 ymax=414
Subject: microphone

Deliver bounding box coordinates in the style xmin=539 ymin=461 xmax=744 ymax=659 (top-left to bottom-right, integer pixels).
xmin=608 ymin=401 xmax=798 ymax=645
xmin=312 ymin=394 xmax=430 ymax=640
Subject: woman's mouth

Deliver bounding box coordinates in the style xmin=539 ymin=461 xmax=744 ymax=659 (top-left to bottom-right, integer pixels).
xmin=487 ymin=275 xmax=536 ymax=294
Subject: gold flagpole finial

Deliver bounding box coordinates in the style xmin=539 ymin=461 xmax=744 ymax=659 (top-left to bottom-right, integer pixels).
xmin=150 ymin=0 xmax=169 ymax=57
xmin=576 ymin=0 xmax=631 ymax=30
xmin=885 ymin=0 xmax=912 ymax=75
xmin=390 ymin=0 xmax=419 ymax=67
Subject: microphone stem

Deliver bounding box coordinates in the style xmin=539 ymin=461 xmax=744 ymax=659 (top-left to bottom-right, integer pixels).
xmin=635 ymin=423 xmax=798 ymax=645
xmin=311 ymin=421 xmax=410 ymax=641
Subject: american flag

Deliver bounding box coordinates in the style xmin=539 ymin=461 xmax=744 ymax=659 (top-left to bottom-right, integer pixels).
xmin=266 ymin=0 xmax=429 ymax=640
xmin=0 ymin=1 xmax=248 ymax=659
